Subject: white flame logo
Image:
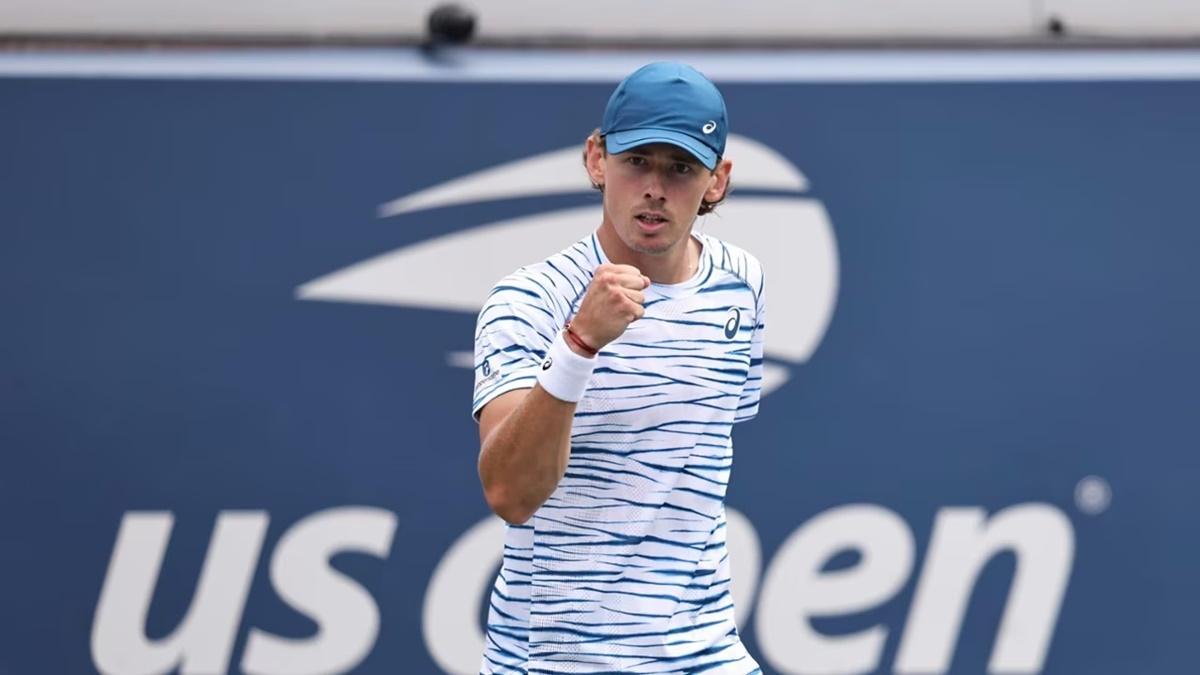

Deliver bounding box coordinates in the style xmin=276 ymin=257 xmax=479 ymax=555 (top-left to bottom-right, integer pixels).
xmin=296 ymin=134 xmax=839 ymax=397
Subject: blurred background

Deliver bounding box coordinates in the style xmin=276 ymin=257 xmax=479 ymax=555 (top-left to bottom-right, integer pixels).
xmin=2 ymin=2 xmax=1198 ymax=674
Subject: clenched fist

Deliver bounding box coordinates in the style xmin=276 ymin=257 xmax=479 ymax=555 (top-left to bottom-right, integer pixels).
xmin=569 ymin=264 xmax=651 ymax=352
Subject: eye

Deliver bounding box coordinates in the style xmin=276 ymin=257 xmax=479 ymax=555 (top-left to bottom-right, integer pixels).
xmin=673 ymin=162 xmax=693 ymax=175
xmin=626 ymin=156 xmax=648 ymax=166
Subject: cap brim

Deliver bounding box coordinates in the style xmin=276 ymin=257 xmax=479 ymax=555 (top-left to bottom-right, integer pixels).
xmin=605 ymin=128 xmax=719 ymax=170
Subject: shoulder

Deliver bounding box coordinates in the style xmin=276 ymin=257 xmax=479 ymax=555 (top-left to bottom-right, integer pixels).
xmin=699 ymin=233 xmax=766 ymax=306
xmin=518 ymin=235 xmax=601 ymax=296
xmin=481 ymin=235 xmax=601 ymax=320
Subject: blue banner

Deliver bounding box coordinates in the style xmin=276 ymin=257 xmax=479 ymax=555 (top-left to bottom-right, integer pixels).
xmin=1 ymin=55 xmax=1198 ymax=674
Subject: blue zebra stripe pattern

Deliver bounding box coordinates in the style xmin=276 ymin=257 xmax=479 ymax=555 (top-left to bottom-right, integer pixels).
xmin=473 ymin=232 xmax=766 ymax=674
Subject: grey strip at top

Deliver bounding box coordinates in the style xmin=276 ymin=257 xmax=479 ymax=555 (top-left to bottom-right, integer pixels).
xmin=1 ymin=48 xmax=1200 ymax=82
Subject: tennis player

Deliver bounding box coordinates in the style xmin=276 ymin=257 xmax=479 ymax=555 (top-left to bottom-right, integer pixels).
xmin=472 ymin=62 xmax=766 ymax=674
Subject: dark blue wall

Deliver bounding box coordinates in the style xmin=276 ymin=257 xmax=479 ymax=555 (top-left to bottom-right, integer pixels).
xmin=1 ymin=68 xmax=1197 ymax=674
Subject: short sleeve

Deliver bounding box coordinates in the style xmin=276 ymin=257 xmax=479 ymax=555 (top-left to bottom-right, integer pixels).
xmin=471 ymin=275 xmax=561 ymax=420
xmin=734 ymin=282 xmax=766 ymax=424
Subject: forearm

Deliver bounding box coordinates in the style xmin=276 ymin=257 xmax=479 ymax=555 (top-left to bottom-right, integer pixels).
xmin=475 ymin=264 xmax=646 ymax=524
xmin=478 ymin=384 xmax=576 ymax=524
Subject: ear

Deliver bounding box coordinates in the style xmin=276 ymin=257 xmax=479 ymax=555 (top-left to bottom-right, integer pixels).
xmin=585 ymin=134 xmax=606 ymax=188
xmin=705 ymin=158 xmax=733 ymax=203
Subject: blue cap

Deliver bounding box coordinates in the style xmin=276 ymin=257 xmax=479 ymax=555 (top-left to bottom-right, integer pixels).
xmin=601 ymin=62 xmax=728 ymax=170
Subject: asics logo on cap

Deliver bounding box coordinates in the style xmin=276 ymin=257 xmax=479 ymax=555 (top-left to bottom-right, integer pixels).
xmin=702 ymin=121 xmax=718 ymax=135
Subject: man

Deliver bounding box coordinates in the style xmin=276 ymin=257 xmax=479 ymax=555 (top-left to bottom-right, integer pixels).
xmin=472 ymin=62 xmax=766 ymax=674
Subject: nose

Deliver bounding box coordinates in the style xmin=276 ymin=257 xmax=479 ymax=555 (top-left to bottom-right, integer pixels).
xmin=643 ymin=168 xmax=667 ymax=202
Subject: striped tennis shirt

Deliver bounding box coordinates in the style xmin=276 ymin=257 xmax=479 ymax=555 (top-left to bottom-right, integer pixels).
xmin=472 ymin=231 xmax=766 ymax=674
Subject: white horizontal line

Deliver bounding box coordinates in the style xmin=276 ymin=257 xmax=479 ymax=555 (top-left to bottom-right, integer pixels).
xmin=2 ymin=48 xmax=1200 ymax=82
xmin=445 ymin=351 xmax=474 ymax=369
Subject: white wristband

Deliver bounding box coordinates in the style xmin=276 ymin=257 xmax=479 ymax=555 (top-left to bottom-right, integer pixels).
xmin=536 ymin=331 xmax=597 ymax=403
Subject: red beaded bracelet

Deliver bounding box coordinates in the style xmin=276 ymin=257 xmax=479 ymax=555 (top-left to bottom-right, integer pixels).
xmin=564 ymin=322 xmax=599 ymax=357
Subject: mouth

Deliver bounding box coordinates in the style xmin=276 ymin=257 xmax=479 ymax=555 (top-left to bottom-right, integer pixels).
xmin=635 ymin=212 xmax=669 ymax=233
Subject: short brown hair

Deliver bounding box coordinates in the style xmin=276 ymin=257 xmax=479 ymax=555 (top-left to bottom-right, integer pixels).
xmin=583 ymin=130 xmax=728 ymax=216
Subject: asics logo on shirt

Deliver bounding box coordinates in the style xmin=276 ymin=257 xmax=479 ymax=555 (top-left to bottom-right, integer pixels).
xmin=725 ymin=307 xmax=741 ymax=339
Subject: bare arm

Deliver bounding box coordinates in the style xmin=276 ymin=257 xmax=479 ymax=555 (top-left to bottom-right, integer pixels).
xmin=476 ymin=264 xmax=649 ymax=525
xmin=477 ymin=385 xmax=577 ymax=525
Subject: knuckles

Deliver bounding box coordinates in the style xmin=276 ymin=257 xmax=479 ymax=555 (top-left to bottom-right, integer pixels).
xmin=578 ymin=265 xmax=647 ymax=336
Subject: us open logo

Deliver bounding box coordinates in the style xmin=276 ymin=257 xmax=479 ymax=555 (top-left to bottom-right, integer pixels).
xmin=275 ymin=136 xmax=1079 ymax=675
xmin=296 ymin=135 xmax=841 ymax=398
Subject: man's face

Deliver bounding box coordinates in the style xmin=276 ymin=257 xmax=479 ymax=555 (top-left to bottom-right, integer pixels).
xmin=590 ymin=141 xmax=730 ymax=257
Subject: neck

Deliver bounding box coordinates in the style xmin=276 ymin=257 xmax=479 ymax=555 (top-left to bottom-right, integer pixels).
xmin=596 ymin=220 xmax=700 ymax=285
